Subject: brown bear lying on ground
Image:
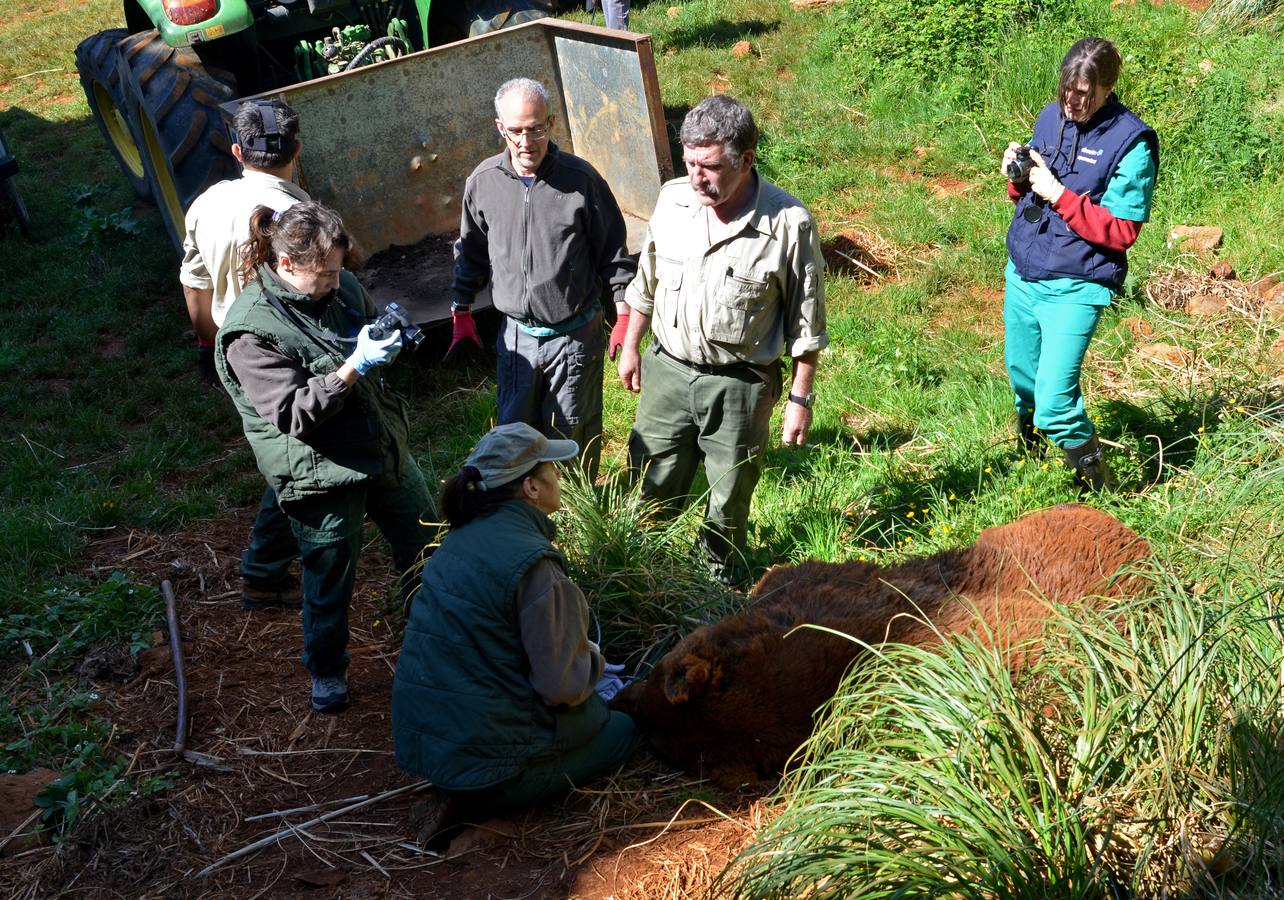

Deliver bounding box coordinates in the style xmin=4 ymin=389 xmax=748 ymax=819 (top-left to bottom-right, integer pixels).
xmin=612 ymin=503 xmax=1149 ymax=788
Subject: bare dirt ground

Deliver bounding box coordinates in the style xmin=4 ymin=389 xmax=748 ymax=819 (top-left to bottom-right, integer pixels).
xmin=0 ymin=507 xmax=771 ymax=899
xmin=357 ymin=234 xmax=459 ymax=327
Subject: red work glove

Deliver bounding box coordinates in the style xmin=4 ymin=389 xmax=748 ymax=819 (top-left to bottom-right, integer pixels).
xmin=445 ymin=309 xmax=482 ymax=361
xmin=608 ymin=312 xmax=629 ymax=362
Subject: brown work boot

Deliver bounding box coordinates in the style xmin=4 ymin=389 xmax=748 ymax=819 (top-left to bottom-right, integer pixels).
xmin=241 ymin=576 xmax=303 ymax=610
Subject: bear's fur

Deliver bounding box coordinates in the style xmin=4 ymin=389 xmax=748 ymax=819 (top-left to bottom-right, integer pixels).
xmin=612 ymin=504 xmax=1149 ymax=787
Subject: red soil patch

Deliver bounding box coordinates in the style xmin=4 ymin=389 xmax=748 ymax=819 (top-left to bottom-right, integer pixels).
xmin=0 ymin=506 xmax=769 ymax=898
xmin=822 ymin=229 xmax=894 ymax=283
xmin=927 ymin=175 xmax=973 ymax=199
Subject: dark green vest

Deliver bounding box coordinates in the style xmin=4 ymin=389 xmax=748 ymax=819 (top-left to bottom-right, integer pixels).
xmin=215 ymin=267 xmax=412 ymax=503
xmin=392 ymin=500 xmax=608 ymax=789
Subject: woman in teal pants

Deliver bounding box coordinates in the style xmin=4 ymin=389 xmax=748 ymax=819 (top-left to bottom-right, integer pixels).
xmin=1002 ymin=37 xmax=1158 ymax=489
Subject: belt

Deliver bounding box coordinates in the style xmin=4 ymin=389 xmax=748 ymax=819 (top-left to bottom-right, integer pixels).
xmin=514 ymin=303 xmax=600 ymax=338
xmin=653 ymin=342 xmax=779 ymax=379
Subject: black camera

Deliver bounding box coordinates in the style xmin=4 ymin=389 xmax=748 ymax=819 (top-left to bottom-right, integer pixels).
xmin=368 ymin=302 xmax=425 ymax=348
xmin=1006 ymin=144 xmax=1035 ymax=183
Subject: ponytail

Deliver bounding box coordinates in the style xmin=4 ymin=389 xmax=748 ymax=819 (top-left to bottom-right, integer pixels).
xmin=439 ymin=463 xmax=539 ymax=528
xmin=238 ymin=205 xmax=279 ymax=284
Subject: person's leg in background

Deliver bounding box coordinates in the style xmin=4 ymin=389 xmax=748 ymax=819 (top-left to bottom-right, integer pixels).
xmin=694 ymin=366 xmax=777 ymax=586
xmin=1003 ymin=273 xmax=1045 ymax=456
xmin=285 ymin=488 xmax=365 ymax=712
xmin=540 ymin=309 xmax=605 ymax=482
xmin=628 ymin=346 xmax=701 ymax=516
xmin=240 ymin=485 xmax=302 ymax=609
xmin=1030 ymin=298 xmax=1107 ymax=489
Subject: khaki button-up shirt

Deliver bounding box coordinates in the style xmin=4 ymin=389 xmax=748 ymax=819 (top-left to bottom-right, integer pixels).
xmin=179 ymin=170 xmax=310 ymax=327
xmin=625 ymin=174 xmax=827 ymax=368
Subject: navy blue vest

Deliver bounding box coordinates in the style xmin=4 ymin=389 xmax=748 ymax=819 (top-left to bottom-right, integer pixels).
xmin=1006 ymin=97 xmax=1157 ymax=291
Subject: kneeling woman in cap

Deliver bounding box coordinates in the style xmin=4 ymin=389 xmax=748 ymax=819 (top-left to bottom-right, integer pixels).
xmin=393 ymin=423 xmax=636 ymax=835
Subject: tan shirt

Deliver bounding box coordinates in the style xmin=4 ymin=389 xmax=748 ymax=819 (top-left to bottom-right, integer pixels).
xmin=625 ymin=174 xmax=827 ymax=367
xmin=179 ymin=170 xmax=310 ymax=327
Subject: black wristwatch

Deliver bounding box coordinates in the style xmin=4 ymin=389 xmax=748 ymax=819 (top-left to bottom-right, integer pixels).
xmin=788 ymin=391 xmax=814 ymax=409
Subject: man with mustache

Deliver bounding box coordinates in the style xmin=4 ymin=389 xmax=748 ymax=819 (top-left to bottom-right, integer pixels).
xmin=615 ymin=95 xmax=827 ymax=585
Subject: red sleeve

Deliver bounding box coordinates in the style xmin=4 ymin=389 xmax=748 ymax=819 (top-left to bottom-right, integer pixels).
xmin=1007 ymin=180 xmax=1028 ymax=204
xmin=1051 ymin=187 xmax=1142 ymax=252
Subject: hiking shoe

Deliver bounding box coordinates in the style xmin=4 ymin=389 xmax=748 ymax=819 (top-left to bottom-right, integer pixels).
xmin=411 ymin=789 xmax=461 ymax=848
xmin=310 ymin=674 xmax=350 ymax=713
xmin=241 ymin=577 xmax=303 ymax=610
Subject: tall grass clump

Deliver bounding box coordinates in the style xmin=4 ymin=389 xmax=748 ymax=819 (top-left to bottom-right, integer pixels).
xmin=555 ymin=472 xmax=740 ymax=664
xmin=723 ymin=421 xmax=1284 ymax=897
xmin=724 ymin=579 xmax=1284 ymax=896
xmin=1201 ymin=0 xmax=1284 ymax=31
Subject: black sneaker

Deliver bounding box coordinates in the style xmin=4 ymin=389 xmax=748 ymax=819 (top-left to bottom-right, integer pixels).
xmin=310 ymin=674 xmax=350 ymax=713
xmin=196 ymin=345 xmax=219 ymax=388
xmin=241 ymin=577 xmax=303 ymax=610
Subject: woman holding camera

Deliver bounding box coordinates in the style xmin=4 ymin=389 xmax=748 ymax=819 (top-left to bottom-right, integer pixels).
xmin=215 ymin=201 xmax=433 ymax=713
xmin=1001 ymin=36 xmax=1158 ymax=489
xmin=392 ymin=422 xmax=636 ymax=843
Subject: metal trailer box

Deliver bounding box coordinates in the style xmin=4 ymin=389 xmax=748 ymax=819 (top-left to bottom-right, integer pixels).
xmin=240 ymin=18 xmax=672 ymax=326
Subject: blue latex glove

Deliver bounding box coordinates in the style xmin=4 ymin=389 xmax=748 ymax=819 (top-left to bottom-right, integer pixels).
xmin=347 ymin=325 xmax=403 ymax=375
xmin=595 ymin=661 xmax=631 ymax=702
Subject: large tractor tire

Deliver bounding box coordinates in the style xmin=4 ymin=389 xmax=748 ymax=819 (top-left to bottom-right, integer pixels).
xmin=0 ymin=128 xmax=32 ymax=237
xmin=76 ymin=28 xmax=151 ymax=200
xmin=115 ymin=30 xmax=240 ymax=255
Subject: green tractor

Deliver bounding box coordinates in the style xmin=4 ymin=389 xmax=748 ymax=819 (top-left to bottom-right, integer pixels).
xmin=76 ymin=0 xmax=557 ymax=253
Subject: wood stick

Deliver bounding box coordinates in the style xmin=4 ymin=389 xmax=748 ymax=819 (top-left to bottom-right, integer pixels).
xmin=161 ymin=580 xmax=189 ymax=753
xmin=193 ymin=781 xmax=429 ymax=878
xmin=360 ymin=850 xmax=391 ymax=879
xmin=236 ymin=748 xmax=391 ymax=757
xmin=244 ymin=794 xmax=370 ymax=822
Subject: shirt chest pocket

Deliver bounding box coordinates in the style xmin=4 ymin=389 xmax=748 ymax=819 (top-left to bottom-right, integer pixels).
xmin=655 ymin=255 xmax=684 ymax=327
xmin=706 ymin=268 xmax=771 ymax=344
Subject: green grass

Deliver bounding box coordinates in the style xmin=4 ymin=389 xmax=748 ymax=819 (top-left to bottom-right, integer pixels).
xmin=2 ymin=0 xmax=1284 ymax=885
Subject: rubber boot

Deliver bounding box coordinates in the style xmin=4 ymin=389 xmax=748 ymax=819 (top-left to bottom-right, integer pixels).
xmin=1062 ymin=435 xmax=1110 ymax=492
xmin=196 ymin=345 xmax=219 ymax=388
xmin=1016 ymin=410 xmax=1046 ymax=458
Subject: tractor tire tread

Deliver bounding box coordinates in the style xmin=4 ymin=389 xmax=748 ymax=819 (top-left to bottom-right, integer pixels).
xmin=75 ymin=28 xmax=150 ymax=199
xmin=117 ymin=30 xmax=239 ymax=254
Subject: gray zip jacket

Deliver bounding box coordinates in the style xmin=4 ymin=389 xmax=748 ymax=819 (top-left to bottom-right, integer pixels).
xmin=452 ymin=143 xmax=635 ymax=326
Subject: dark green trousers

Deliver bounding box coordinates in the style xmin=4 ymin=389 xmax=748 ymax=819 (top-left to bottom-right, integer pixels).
xmin=627 ymin=343 xmax=780 ymax=580
xmin=282 ymin=452 xmax=434 ymax=677
xmin=449 ymin=704 xmax=637 ymax=820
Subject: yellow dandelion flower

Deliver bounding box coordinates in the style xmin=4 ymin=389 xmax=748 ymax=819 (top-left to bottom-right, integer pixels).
xmin=906 ymin=510 xmax=915 ymax=518
xmin=984 ymin=466 xmax=992 ymax=473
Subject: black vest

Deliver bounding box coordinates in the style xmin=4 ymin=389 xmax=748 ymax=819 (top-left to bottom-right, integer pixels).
xmin=1006 ymin=98 xmax=1157 ymax=291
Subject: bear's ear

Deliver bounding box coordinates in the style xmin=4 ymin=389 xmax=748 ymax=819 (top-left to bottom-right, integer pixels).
xmin=667 ymin=649 xmax=729 ymax=703
xmin=664 ymin=654 xmax=716 ymax=705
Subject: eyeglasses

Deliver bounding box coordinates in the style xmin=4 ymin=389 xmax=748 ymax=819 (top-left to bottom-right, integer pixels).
xmin=499 ymin=121 xmax=550 ymax=142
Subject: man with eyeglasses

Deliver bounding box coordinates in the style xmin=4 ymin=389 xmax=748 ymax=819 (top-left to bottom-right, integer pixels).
xmin=615 ymin=95 xmax=827 ymax=586
xmin=451 ymin=78 xmax=634 ymax=481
